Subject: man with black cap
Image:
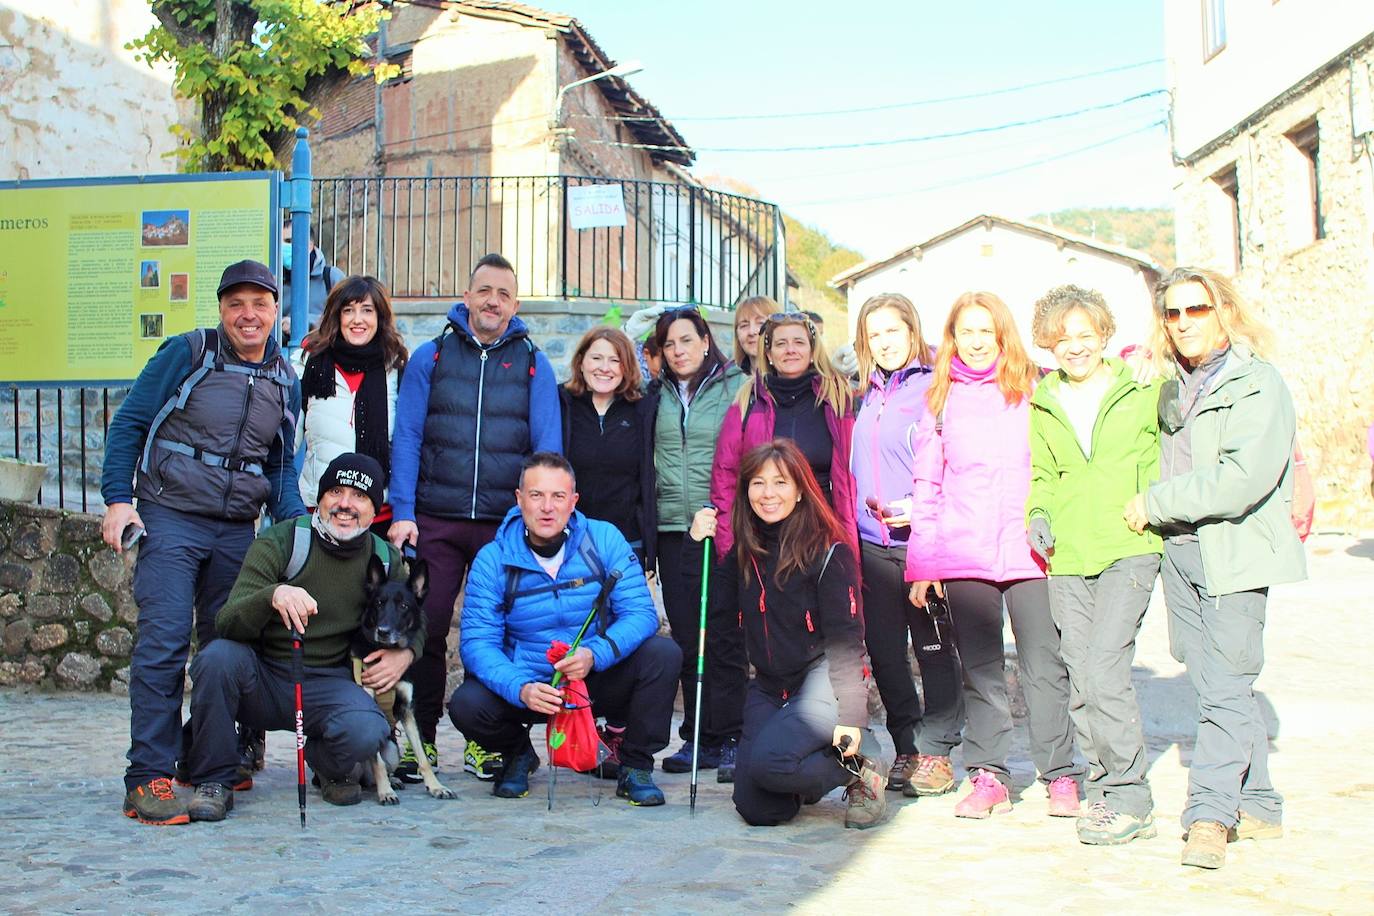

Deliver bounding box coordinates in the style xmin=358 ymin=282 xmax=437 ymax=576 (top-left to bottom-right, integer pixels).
xmin=101 ymin=259 xmax=307 ymax=826
xmin=182 ymin=453 xmax=418 ymax=822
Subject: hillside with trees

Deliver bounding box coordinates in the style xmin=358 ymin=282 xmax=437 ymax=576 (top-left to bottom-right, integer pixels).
xmin=1029 ymin=206 xmax=1175 ymax=269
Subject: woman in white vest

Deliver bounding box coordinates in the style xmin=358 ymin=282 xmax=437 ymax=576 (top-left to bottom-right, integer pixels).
xmin=297 ymin=276 xmax=407 ymax=535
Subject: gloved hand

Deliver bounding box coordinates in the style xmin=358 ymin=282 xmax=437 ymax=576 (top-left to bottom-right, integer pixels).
xmin=623 ymin=304 xmax=667 ymax=340
xmin=831 ymin=342 xmax=859 ymax=377
xmin=1028 ymin=516 xmax=1054 ymax=563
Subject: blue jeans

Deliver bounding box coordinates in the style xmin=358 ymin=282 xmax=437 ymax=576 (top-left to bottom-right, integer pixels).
xmin=125 ymin=502 xmax=255 ymax=790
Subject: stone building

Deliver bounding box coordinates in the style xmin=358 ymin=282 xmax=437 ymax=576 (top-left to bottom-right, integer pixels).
xmin=1167 ymin=2 xmax=1374 ymax=529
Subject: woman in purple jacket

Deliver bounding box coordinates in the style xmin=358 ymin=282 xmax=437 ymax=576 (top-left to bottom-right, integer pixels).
xmin=906 ymin=292 xmax=1083 ymax=820
xmin=850 ymin=293 xmax=965 ymax=797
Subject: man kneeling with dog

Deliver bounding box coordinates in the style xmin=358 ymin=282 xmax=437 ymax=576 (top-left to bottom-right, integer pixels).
xmin=183 ymin=453 xmax=421 ymax=821
xmin=449 ymin=452 xmax=681 ymax=805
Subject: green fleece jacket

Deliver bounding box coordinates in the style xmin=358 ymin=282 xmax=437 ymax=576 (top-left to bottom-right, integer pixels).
xmin=216 ymin=520 xmax=415 ymax=668
xmin=1145 ymin=347 xmax=1306 ymax=595
xmin=653 ymin=361 xmax=746 ymax=532
xmin=1028 ymin=359 xmax=1163 ymax=576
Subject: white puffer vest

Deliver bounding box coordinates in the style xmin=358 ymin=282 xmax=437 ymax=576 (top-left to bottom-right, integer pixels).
xmin=296 ymin=364 xmax=399 ymax=507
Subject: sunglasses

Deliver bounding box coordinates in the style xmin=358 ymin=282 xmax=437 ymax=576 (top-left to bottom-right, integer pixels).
xmin=763 ymin=311 xmax=817 ymax=339
xmin=1162 ymin=304 xmax=1214 ymax=324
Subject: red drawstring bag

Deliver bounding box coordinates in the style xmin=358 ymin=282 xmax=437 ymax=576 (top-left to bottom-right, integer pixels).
xmin=545 ymin=641 xmax=609 ymax=772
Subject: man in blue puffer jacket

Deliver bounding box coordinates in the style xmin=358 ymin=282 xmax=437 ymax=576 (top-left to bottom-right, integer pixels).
xmin=449 ymin=452 xmax=681 ymax=806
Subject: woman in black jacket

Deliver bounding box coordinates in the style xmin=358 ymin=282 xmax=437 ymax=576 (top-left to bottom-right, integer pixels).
xmin=559 ymin=327 xmax=658 ymax=574
xmin=686 ymin=439 xmax=888 ymax=829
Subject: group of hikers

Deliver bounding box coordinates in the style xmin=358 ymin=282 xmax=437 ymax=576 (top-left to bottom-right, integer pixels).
xmin=100 ymin=245 xmax=1305 ymax=870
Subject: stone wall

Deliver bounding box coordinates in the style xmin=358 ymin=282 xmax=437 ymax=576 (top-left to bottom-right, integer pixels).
xmin=0 ymin=498 xmax=136 ymax=690
xmin=1173 ymin=41 xmax=1374 ymax=531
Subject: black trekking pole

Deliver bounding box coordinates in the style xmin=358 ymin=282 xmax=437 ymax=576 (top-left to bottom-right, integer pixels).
xmin=689 ymin=528 xmax=713 ymax=818
xmin=291 ymin=628 xmax=307 ymax=829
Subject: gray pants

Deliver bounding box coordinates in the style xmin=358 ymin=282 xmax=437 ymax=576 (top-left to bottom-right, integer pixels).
xmin=1047 ymin=555 xmax=1159 ymax=818
xmin=946 ymin=578 xmax=1081 ymax=787
xmin=1162 ymin=539 xmax=1280 ymax=829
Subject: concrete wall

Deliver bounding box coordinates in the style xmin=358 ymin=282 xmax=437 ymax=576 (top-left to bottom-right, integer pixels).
xmin=0 ymin=1 xmax=183 ymax=180
xmin=1166 ymin=0 xmax=1374 ymax=158
xmin=1172 ymin=43 xmax=1374 ymax=531
xmin=841 ymin=224 xmax=1157 ymax=368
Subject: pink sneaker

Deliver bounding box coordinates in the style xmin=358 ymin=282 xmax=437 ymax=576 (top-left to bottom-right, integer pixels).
xmin=1046 ymin=776 xmax=1081 ymax=817
xmin=953 ymin=770 xmax=1011 ymax=819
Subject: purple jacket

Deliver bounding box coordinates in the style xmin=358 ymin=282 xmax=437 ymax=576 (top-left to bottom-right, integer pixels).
xmin=851 ymin=362 xmax=935 ymax=547
xmin=905 ymin=357 xmax=1045 ymax=583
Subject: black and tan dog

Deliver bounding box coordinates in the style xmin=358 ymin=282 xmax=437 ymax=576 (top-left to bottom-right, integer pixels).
xmin=356 ymin=554 xmax=455 ymax=805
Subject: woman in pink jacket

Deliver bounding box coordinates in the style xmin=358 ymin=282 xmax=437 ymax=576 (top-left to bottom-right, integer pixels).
xmin=907 ymin=292 xmax=1083 ymax=819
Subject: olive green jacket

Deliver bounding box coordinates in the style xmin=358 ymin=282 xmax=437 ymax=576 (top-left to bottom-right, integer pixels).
xmin=653 ymin=361 xmax=746 ymax=532
xmin=1028 ymin=359 xmax=1163 ymax=576
xmin=1145 ymin=347 xmax=1307 ymax=595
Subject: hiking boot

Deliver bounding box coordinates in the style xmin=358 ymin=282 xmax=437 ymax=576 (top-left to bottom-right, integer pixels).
xmin=122 ymin=778 xmax=189 ymax=826
xmin=320 ymin=770 xmax=363 ymax=807
xmin=953 ymin=769 xmax=1012 ymax=819
xmin=187 ymin=783 xmax=234 ymax=822
xmin=886 ymin=753 xmax=918 ymax=792
xmin=716 ymin=738 xmax=737 ymax=784
xmin=1231 ymin=811 xmax=1283 ymax=842
xmin=1046 ymin=776 xmax=1081 ymax=817
xmin=843 ymin=754 xmax=889 ymax=829
xmin=581 ymin=725 xmax=624 ymax=780
xmin=463 ymin=740 xmax=504 ymax=781
xmin=616 ymin=766 xmax=666 ymax=807
xmin=662 ymin=740 xmax=718 ymax=774
xmin=1181 ymin=820 xmax=1228 ymax=869
xmin=1076 ymin=802 xmax=1156 ymax=846
xmin=232 ymin=727 xmax=263 ymax=791
xmin=396 ymin=741 xmax=437 ymax=785
xmin=493 ymin=743 xmax=541 ymax=799
xmin=902 ymin=754 xmax=956 ymax=797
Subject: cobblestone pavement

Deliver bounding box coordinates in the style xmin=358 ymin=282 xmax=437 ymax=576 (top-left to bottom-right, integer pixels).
xmin=2 ymin=534 xmax=1371 ymax=914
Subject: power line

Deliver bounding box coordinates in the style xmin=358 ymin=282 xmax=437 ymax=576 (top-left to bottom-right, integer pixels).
xmin=788 ymin=120 xmax=1167 ymax=207
xmin=570 ymin=58 xmax=1164 ymax=123
xmin=578 ymin=90 xmax=1165 ymax=154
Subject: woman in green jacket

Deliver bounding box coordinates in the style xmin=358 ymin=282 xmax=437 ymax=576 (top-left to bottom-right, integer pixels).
xmin=1125 ymin=268 xmax=1306 ymax=871
xmin=1027 ymin=285 xmax=1162 ymax=847
xmin=651 ymin=307 xmax=746 ymax=773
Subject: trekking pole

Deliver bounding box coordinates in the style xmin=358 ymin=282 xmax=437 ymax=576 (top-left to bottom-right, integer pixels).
xmin=550 ymin=570 xmax=622 ymax=689
xmin=291 ymin=628 xmax=307 ymax=829
xmin=689 ymin=528 xmax=713 ymax=818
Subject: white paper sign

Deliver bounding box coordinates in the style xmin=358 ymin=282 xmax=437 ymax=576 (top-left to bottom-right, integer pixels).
xmin=568 ymin=183 xmax=627 ymax=229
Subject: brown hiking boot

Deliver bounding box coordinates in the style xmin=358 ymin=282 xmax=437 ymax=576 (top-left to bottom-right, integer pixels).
xmin=902 ymin=754 xmax=956 ymax=797
xmin=122 ymin=777 xmax=190 ymax=826
xmin=886 ymin=753 xmax=917 ymax=792
xmin=1231 ymin=811 xmax=1283 ymax=842
xmin=1181 ymin=820 xmax=1228 ymax=869
xmin=843 ymin=754 xmax=889 ymax=830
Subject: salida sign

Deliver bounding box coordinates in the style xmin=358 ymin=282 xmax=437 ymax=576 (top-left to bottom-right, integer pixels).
xmin=567 ymin=183 xmax=627 ymax=230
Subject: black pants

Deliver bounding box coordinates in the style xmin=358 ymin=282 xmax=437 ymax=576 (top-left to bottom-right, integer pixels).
xmin=658 ymin=531 xmax=747 ymax=745
xmin=448 ymin=636 xmax=681 ymax=771
xmin=732 ymin=661 xmax=876 ymax=826
xmin=860 ymin=540 xmax=965 ymax=757
xmin=188 ymin=640 xmax=390 ymax=787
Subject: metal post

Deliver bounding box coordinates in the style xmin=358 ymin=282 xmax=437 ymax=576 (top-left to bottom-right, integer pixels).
xmin=288 ymin=127 xmax=313 ymax=354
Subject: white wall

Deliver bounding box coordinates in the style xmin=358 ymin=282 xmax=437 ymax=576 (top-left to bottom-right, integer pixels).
xmin=843 ymin=224 xmax=1156 ymax=367
xmin=1167 ymin=0 xmax=1374 ymax=158
xmin=0 ymin=1 xmax=182 ymax=180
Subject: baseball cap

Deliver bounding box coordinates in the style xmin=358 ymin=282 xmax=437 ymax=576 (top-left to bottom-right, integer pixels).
xmin=217 ymin=259 xmax=279 ymax=301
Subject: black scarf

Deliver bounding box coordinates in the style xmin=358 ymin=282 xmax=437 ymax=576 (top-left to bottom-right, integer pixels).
xmin=301 ymin=337 xmax=391 ymax=479
xmin=766 ymin=370 xmax=816 ymax=407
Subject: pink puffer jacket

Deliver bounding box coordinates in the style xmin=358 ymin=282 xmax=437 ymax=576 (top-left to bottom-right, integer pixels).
xmin=905 ymin=356 xmax=1045 ymax=584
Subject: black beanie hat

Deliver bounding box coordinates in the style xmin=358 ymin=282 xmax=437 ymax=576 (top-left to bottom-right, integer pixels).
xmin=318 ymin=452 xmax=385 ymax=513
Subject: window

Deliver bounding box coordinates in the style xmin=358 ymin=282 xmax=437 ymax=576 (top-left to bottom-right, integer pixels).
xmin=1211 ymin=164 xmax=1242 ymax=272
xmin=1286 ymin=119 xmax=1324 ymax=243
xmin=1202 ymin=0 xmax=1227 ymax=61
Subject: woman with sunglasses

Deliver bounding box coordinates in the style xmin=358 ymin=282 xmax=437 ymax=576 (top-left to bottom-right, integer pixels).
xmin=687 ymin=439 xmax=887 ymax=829
xmin=849 ymin=293 xmax=965 ymax=798
xmin=1026 ymin=285 xmax=1163 ymax=846
xmin=651 ymin=306 xmax=746 ymax=776
xmin=1124 ymin=268 xmax=1304 ymax=871
xmin=732 ymin=296 xmax=774 ymax=375
xmin=907 ymin=292 xmax=1083 ymax=820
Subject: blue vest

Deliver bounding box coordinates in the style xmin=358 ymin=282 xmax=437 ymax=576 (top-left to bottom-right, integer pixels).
xmin=417 ymin=324 xmax=537 ymax=520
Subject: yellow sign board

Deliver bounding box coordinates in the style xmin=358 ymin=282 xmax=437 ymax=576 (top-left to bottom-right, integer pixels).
xmin=0 ymin=172 xmax=279 ymax=384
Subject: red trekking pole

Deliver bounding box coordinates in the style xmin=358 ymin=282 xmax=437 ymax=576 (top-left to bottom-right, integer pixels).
xmin=291 ymin=628 xmax=307 ymax=829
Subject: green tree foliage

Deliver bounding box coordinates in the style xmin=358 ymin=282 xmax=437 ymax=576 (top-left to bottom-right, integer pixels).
xmin=1031 ymin=207 xmax=1176 ymax=269
xmin=129 ymin=0 xmax=396 ymax=172
xmin=783 ymin=215 xmax=863 ymax=307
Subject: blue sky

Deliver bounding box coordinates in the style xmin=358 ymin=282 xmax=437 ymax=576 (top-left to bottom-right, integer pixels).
xmin=557 ymin=0 xmax=1171 ymax=258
